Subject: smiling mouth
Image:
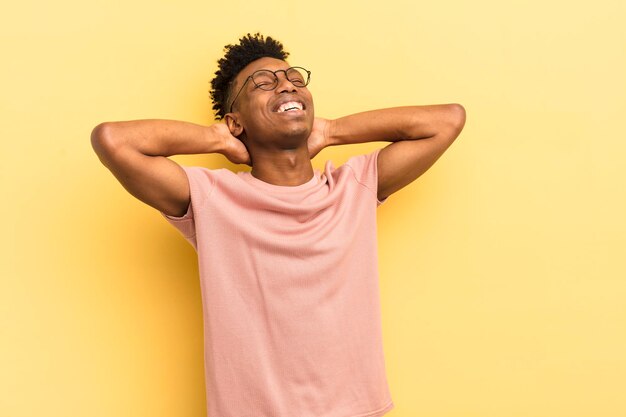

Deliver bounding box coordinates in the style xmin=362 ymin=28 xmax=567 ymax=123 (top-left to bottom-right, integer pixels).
xmin=274 ymin=101 xmax=305 ymax=113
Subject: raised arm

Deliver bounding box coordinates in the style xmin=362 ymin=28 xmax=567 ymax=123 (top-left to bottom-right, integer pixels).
xmin=310 ymin=104 xmax=466 ymax=201
xmin=91 ymin=120 xmax=250 ymax=217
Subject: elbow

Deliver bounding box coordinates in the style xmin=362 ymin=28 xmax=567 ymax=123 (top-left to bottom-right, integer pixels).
xmin=443 ymin=103 xmax=466 ymax=141
xmin=90 ymin=122 xmax=120 ymax=164
xmin=91 ymin=122 xmax=112 ymax=150
xmin=450 ymin=103 xmax=466 ymax=133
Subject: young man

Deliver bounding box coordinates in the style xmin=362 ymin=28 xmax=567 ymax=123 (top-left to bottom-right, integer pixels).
xmin=91 ymin=33 xmax=465 ymax=417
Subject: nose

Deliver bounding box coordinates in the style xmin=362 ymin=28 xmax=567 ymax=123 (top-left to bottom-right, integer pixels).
xmin=275 ymin=71 xmax=298 ymax=93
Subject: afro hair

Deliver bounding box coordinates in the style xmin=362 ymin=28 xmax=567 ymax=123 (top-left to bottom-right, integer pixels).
xmin=209 ymin=33 xmax=289 ymax=120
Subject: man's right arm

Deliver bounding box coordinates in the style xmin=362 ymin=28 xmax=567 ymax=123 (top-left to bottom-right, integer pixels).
xmin=90 ymin=120 xmax=249 ymax=217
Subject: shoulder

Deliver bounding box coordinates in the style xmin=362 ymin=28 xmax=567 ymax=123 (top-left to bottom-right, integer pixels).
xmin=337 ymin=149 xmax=381 ymax=188
xmin=182 ymin=166 xmax=238 ymax=183
xmin=322 ymin=150 xmax=383 ymax=204
xmin=180 ymin=166 xmax=243 ymax=202
xmin=343 ymin=149 xmax=380 ymax=170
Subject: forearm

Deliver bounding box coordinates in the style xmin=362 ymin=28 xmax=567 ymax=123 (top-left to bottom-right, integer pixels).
xmin=93 ymin=119 xmax=223 ymax=157
xmin=327 ymin=104 xmax=465 ymax=146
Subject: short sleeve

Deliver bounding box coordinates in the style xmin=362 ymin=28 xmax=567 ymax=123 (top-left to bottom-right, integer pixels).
xmin=161 ymin=197 xmax=195 ymax=237
xmin=159 ymin=166 xmax=215 ymax=250
xmin=344 ymin=149 xmax=388 ymax=206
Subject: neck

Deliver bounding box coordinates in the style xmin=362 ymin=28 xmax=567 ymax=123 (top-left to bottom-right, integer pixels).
xmin=249 ymin=145 xmax=314 ymax=186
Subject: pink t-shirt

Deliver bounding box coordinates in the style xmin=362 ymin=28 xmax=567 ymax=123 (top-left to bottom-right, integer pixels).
xmin=162 ymin=150 xmax=394 ymax=417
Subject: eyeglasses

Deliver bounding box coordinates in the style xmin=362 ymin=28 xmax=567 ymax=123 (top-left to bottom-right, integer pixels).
xmin=228 ymin=66 xmax=311 ymax=113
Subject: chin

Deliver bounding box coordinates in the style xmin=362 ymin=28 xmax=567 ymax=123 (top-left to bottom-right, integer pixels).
xmin=268 ymin=125 xmax=307 ymax=150
xmin=286 ymin=124 xmax=311 ymax=137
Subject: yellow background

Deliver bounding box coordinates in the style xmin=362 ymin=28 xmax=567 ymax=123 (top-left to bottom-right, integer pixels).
xmin=1 ymin=0 xmax=625 ymax=416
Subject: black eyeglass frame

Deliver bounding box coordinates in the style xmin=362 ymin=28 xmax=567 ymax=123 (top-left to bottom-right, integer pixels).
xmin=228 ymin=66 xmax=311 ymax=114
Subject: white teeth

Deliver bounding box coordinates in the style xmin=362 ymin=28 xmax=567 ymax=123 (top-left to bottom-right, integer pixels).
xmin=277 ymin=101 xmax=303 ymax=112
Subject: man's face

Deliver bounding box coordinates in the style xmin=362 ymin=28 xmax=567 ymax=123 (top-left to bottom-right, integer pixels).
xmin=228 ymin=57 xmax=314 ymax=149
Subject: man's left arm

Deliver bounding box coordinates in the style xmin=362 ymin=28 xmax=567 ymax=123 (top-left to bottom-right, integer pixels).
xmin=311 ymin=104 xmax=466 ymax=201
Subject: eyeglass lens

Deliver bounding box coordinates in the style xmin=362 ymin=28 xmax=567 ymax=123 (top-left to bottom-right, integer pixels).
xmin=252 ymin=67 xmax=309 ymax=90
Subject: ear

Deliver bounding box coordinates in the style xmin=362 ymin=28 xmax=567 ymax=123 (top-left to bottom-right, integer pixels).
xmin=224 ymin=113 xmax=244 ymax=137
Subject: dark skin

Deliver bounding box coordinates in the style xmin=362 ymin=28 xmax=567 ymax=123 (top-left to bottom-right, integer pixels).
xmin=220 ymin=57 xmax=467 ymax=201
xmin=222 ymin=57 xmax=318 ymax=187
xmin=90 ymin=57 xmax=466 ymax=217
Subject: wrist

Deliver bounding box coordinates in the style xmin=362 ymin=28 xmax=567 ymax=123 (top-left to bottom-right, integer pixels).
xmin=325 ymin=118 xmax=337 ymax=147
xmin=205 ymin=123 xmax=227 ymax=155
